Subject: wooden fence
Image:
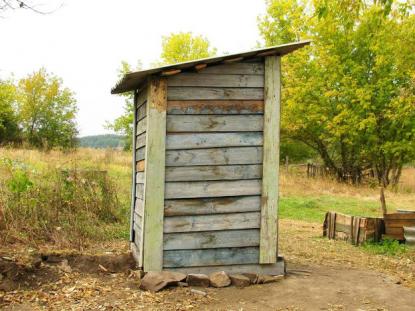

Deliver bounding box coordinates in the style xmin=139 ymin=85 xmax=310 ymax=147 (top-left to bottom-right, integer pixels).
xmin=323 ymin=212 xmax=384 ymax=245
xmin=383 ymin=212 xmax=415 ymax=241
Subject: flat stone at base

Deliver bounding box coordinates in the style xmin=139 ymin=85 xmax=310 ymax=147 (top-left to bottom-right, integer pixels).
xmin=187 ymin=274 xmax=210 ymax=287
xmin=209 ymin=271 xmax=231 ymax=288
xmin=242 ymin=273 xmax=258 ymax=284
xmin=139 ymin=271 xmax=186 ymax=292
xmin=257 ymin=274 xmax=284 ymax=284
xmin=229 ymin=274 xmax=251 ymax=288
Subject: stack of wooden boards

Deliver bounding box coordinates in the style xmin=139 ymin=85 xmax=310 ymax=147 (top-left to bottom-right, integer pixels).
xmin=383 ymin=212 xmax=415 ymax=241
xmin=323 ymin=212 xmax=384 ymax=245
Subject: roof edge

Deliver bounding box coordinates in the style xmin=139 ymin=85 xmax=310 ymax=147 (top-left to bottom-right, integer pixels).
xmin=111 ymin=40 xmax=311 ymax=94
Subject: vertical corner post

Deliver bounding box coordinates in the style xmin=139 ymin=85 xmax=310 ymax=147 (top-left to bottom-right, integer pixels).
xmin=260 ymin=55 xmax=281 ymax=264
xmin=143 ymin=77 xmax=167 ymax=272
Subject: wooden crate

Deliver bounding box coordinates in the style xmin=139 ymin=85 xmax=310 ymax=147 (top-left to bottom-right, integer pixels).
xmin=384 ymin=213 xmax=415 ymax=241
xmin=323 ymin=212 xmax=384 ymax=245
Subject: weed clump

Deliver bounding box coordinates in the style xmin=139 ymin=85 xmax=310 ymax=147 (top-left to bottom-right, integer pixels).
xmin=0 ymin=156 xmax=126 ymax=248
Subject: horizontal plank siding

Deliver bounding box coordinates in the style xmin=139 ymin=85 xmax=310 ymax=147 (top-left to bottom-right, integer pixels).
xmin=168 ymin=87 xmax=263 ymax=101
xmin=166 ymin=115 xmax=263 ymax=132
xmin=136 ymin=160 xmax=145 ymax=172
xmin=137 ymin=102 xmax=147 ymax=120
xmin=163 ymin=229 xmax=260 ymax=250
xmin=166 ymin=147 xmax=262 ymax=166
xmin=164 ymin=212 xmax=260 ymax=233
xmin=165 ymin=165 xmax=262 ymax=182
xmin=136 ymin=118 xmax=147 ymax=136
xmin=166 ymin=133 xmax=263 ymax=150
xmin=167 ymin=100 xmax=264 ymax=115
xmin=200 ymin=63 xmax=264 ymax=75
xmin=136 ymin=172 xmax=145 ymax=184
xmin=163 ymin=247 xmax=259 ymax=268
xmin=136 ymin=147 xmax=146 ymax=161
xmin=165 ymin=179 xmax=261 ymax=199
xmin=135 ymin=183 xmax=144 ymax=199
xmin=136 ymin=133 xmax=146 ymax=149
xmin=135 ymin=198 xmax=144 ymax=217
xmin=164 ymin=196 xmax=261 ymax=216
xmin=168 ymin=74 xmax=264 ymax=88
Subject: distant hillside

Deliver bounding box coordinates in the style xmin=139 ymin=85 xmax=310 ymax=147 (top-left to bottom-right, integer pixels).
xmin=78 ymin=134 xmax=125 ymax=149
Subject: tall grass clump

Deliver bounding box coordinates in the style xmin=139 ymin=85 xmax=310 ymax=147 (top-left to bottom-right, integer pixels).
xmin=0 ymin=156 xmax=127 ymax=249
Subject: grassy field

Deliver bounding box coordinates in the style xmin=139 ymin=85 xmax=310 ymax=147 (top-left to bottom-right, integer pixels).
xmin=1 ymin=146 xmax=414 ymax=250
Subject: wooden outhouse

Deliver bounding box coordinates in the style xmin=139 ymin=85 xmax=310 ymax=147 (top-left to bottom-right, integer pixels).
xmin=111 ymin=41 xmax=310 ymax=275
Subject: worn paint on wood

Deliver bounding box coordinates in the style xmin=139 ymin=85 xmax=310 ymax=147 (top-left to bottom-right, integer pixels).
xmin=164 ymin=212 xmax=260 ymax=233
xmin=163 ymin=247 xmax=259 ymax=268
xmin=167 ymin=100 xmax=264 ymax=115
xmin=260 ymin=56 xmax=281 ymax=264
xmin=165 ymin=165 xmax=262 ymax=182
xmin=163 ymin=229 xmax=260 ymax=250
xmin=136 ymin=172 xmax=145 ymax=184
xmin=136 ymin=133 xmax=146 ymax=149
xmin=136 ymin=117 xmax=147 ymax=136
xmin=135 ymin=183 xmax=144 ymax=199
xmin=166 ymin=115 xmax=263 ymax=132
xmin=136 ymin=160 xmax=145 ymax=172
xmin=135 ymin=198 xmax=144 ymax=217
xmin=200 ymin=62 xmax=264 ymax=75
xmin=136 ymin=147 xmax=146 ymax=161
xmin=142 ymin=78 xmax=167 ymax=272
xmin=165 ymin=179 xmax=261 ymax=199
xmin=166 ymin=147 xmax=262 ymax=167
xmin=137 ymin=102 xmax=147 ymax=120
xmin=168 ymin=87 xmax=264 ymax=101
xmin=168 ymin=73 xmax=264 ymax=88
xmin=164 ymin=196 xmax=261 ymax=216
xmin=166 ymin=132 xmax=263 ymax=150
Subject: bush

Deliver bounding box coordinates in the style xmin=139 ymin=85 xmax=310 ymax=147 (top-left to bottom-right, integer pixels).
xmin=0 ymin=157 xmax=125 ymax=248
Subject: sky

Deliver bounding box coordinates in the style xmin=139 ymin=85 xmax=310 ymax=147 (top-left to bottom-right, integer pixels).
xmin=0 ymin=0 xmax=267 ymax=136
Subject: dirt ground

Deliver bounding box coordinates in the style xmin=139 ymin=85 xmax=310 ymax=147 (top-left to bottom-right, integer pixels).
xmin=1 ymin=220 xmax=415 ymax=310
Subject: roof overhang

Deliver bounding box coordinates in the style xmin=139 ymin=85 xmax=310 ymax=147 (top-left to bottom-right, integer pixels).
xmin=111 ymin=40 xmax=311 ymax=94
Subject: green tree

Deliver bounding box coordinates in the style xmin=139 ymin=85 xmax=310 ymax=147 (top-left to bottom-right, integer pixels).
xmin=106 ymin=61 xmax=142 ymax=150
xmin=0 ymin=80 xmax=20 ymax=144
xmin=17 ymin=68 xmax=78 ymax=149
xmin=259 ymin=0 xmax=415 ymax=187
xmin=160 ymin=32 xmax=217 ymax=65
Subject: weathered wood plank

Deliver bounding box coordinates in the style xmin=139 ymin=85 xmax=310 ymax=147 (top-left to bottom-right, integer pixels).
xmin=131 ymin=242 xmax=141 ymax=267
xmin=166 ymin=133 xmax=263 ymax=150
xmin=163 ymin=247 xmax=259 ymax=268
xmin=166 ymin=115 xmax=263 ymax=132
xmin=136 ymin=118 xmax=147 ymax=136
xmin=136 ymin=133 xmax=146 ymax=149
xmin=167 ymin=100 xmax=264 ymax=115
xmin=165 ymin=261 xmax=285 ymax=276
xmin=164 ymin=212 xmax=260 ymax=233
xmin=135 ymin=147 xmax=145 ymax=161
xmin=163 ymin=229 xmax=260 ymax=250
xmin=135 ymin=198 xmax=144 ymax=217
xmin=168 ymin=87 xmax=263 ymax=101
xmin=164 ymin=196 xmax=261 ymax=216
xmin=165 ymin=179 xmax=261 ymax=199
xmin=135 ymin=183 xmax=144 ymax=199
xmin=166 ymin=147 xmax=262 ymax=167
xmin=133 ymin=212 xmax=142 ymax=230
xmin=168 ymin=73 xmax=264 ymax=88
xmin=136 ymin=172 xmax=145 ymax=184
xmin=136 ymin=160 xmax=145 ymax=172
xmin=137 ymin=102 xmax=147 ymax=120
xmin=200 ymin=63 xmax=264 ymax=75
xmin=165 ymin=165 xmax=262 ymax=182
xmin=142 ymin=78 xmax=167 ymax=272
xmin=260 ymin=55 xmax=281 ymax=264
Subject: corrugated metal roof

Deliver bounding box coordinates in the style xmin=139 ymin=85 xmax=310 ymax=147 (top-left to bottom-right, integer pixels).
xmin=111 ymin=40 xmax=311 ymax=94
